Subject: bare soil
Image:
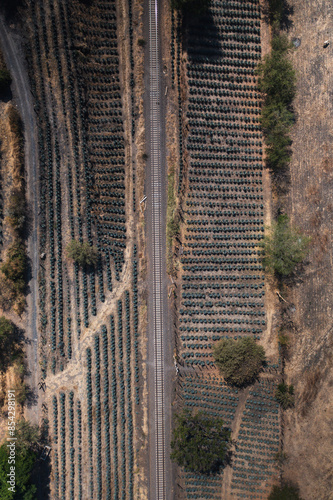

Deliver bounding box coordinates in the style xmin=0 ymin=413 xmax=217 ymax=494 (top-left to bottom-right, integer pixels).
xmin=277 ymin=1 xmax=333 ymax=499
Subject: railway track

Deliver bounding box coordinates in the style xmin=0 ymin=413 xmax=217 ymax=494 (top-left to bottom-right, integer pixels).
xmin=149 ymin=0 xmax=166 ymax=498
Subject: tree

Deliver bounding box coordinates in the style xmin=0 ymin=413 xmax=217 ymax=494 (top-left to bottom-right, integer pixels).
xmin=269 ymin=482 xmax=303 ymax=500
xmin=255 ymin=34 xmax=296 ymax=173
xmin=275 ymin=382 xmax=294 ymax=409
xmin=15 ymin=420 xmax=40 ymax=452
xmin=0 ymin=443 xmax=37 ymax=500
xmin=170 ymin=410 xmax=231 ymax=474
xmin=213 ymin=337 xmax=265 ymax=387
xmin=256 ymin=35 xmax=296 ymax=107
xmin=66 ymin=240 xmax=98 ymax=267
xmin=260 ymin=215 xmax=310 ymax=276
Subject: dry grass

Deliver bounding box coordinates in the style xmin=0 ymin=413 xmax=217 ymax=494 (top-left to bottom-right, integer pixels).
xmin=298 ymin=368 xmax=322 ymax=416
xmin=281 ymin=2 xmax=333 ymax=497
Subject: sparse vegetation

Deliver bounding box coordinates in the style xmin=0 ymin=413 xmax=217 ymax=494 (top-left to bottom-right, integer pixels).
xmin=260 ymin=215 xmax=310 ymax=276
xmin=166 ymin=165 xmax=179 ymax=274
xmin=0 ymin=240 xmax=27 ymax=315
xmin=6 ymin=188 xmax=27 ymax=232
xmin=170 ymin=410 xmax=231 ymax=474
xmin=0 ymin=317 xmax=22 ymax=371
xmin=213 ymin=337 xmax=265 ymax=387
xmin=275 ymin=382 xmax=294 ymax=409
xmin=66 ymin=240 xmax=98 ymax=267
xmin=274 ymin=450 xmax=288 ymax=465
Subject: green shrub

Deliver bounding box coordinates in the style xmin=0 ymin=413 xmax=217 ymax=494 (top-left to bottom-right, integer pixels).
xmin=6 ymin=188 xmax=26 ymax=232
xmin=256 ymin=35 xmax=296 ymax=107
xmin=66 ymin=240 xmax=98 ymax=267
xmin=275 ymin=382 xmax=294 ymax=409
xmin=256 ymin=34 xmax=296 ymax=172
xmin=0 ymin=316 xmax=22 ymax=371
xmin=171 ymin=410 xmax=231 ymax=474
xmin=8 ymin=105 xmax=23 ymax=139
xmin=1 ymin=240 xmax=27 ymax=288
xmin=260 ymin=215 xmax=310 ymax=276
xmin=213 ymin=337 xmax=265 ymax=387
xmin=269 ymin=482 xmax=302 ymax=500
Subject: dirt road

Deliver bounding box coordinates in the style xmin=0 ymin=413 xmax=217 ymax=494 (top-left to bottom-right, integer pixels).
xmin=0 ymin=17 xmax=40 ymax=425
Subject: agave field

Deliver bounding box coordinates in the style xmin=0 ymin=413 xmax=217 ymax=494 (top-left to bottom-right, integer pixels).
xmin=26 ymin=0 xmax=134 ymax=377
xmin=174 ymin=0 xmax=281 ymax=498
xmin=22 ymin=0 xmax=143 ymax=498
xmin=50 ymin=288 xmax=138 ymax=499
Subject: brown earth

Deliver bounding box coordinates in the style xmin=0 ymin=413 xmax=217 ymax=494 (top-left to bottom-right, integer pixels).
xmin=275 ymin=1 xmax=333 ymax=499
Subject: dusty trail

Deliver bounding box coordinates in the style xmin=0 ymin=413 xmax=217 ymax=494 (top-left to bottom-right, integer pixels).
xmin=0 ymin=18 xmax=40 ymax=424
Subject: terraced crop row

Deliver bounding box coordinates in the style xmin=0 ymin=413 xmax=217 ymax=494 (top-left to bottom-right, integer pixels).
xmin=50 ymin=285 xmax=139 ymax=500
xmin=180 ymin=375 xmax=280 ymax=500
xmin=82 ymin=298 xmax=136 ymax=499
xmin=174 ymin=1 xmax=282 ymax=499
xmin=51 ymin=392 xmax=83 ymax=500
xmin=26 ymin=0 xmax=129 ymax=376
xmin=68 ymin=0 xmax=127 ymax=283
xmin=178 ymin=0 xmax=265 ymax=366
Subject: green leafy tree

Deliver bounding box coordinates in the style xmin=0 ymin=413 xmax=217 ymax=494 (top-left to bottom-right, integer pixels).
xmin=213 ymin=337 xmax=265 ymax=386
xmin=66 ymin=240 xmax=98 ymax=267
xmin=269 ymin=482 xmax=303 ymax=500
xmin=275 ymin=382 xmax=294 ymax=409
xmin=260 ymin=215 xmax=310 ymax=276
xmin=0 ymin=443 xmax=37 ymax=500
xmin=256 ymin=35 xmax=296 ymax=107
xmin=171 ymin=410 xmax=231 ymax=474
xmin=15 ymin=420 xmax=40 ymax=452
xmin=255 ymin=34 xmax=296 ymax=172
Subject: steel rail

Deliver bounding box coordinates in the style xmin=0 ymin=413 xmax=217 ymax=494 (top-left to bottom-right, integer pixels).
xmin=149 ymin=0 xmax=166 ymax=498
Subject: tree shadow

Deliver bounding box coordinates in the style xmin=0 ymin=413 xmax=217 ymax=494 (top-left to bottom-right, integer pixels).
xmin=24 ymin=386 xmax=38 ymax=408
xmin=182 ymin=3 xmax=224 ymax=63
xmin=32 ymin=454 xmax=51 ymax=500
xmin=21 ymin=198 xmax=33 ymax=240
xmin=0 ymin=87 xmax=13 ymax=103
xmin=0 ymin=0 xmax=24 ymax=21
xmin=262 ymin=0 xmax=294 ymax=32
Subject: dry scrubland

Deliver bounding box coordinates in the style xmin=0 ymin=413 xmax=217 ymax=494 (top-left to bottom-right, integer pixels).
xmin=0 ymin=88 xmax=29 ymax=440
xmin=281 ymin=1 xmax=333 ymax=498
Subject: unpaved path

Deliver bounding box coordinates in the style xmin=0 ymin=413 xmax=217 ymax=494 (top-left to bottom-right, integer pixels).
xmin=0 ymin=18 xmax=40 ymax=425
